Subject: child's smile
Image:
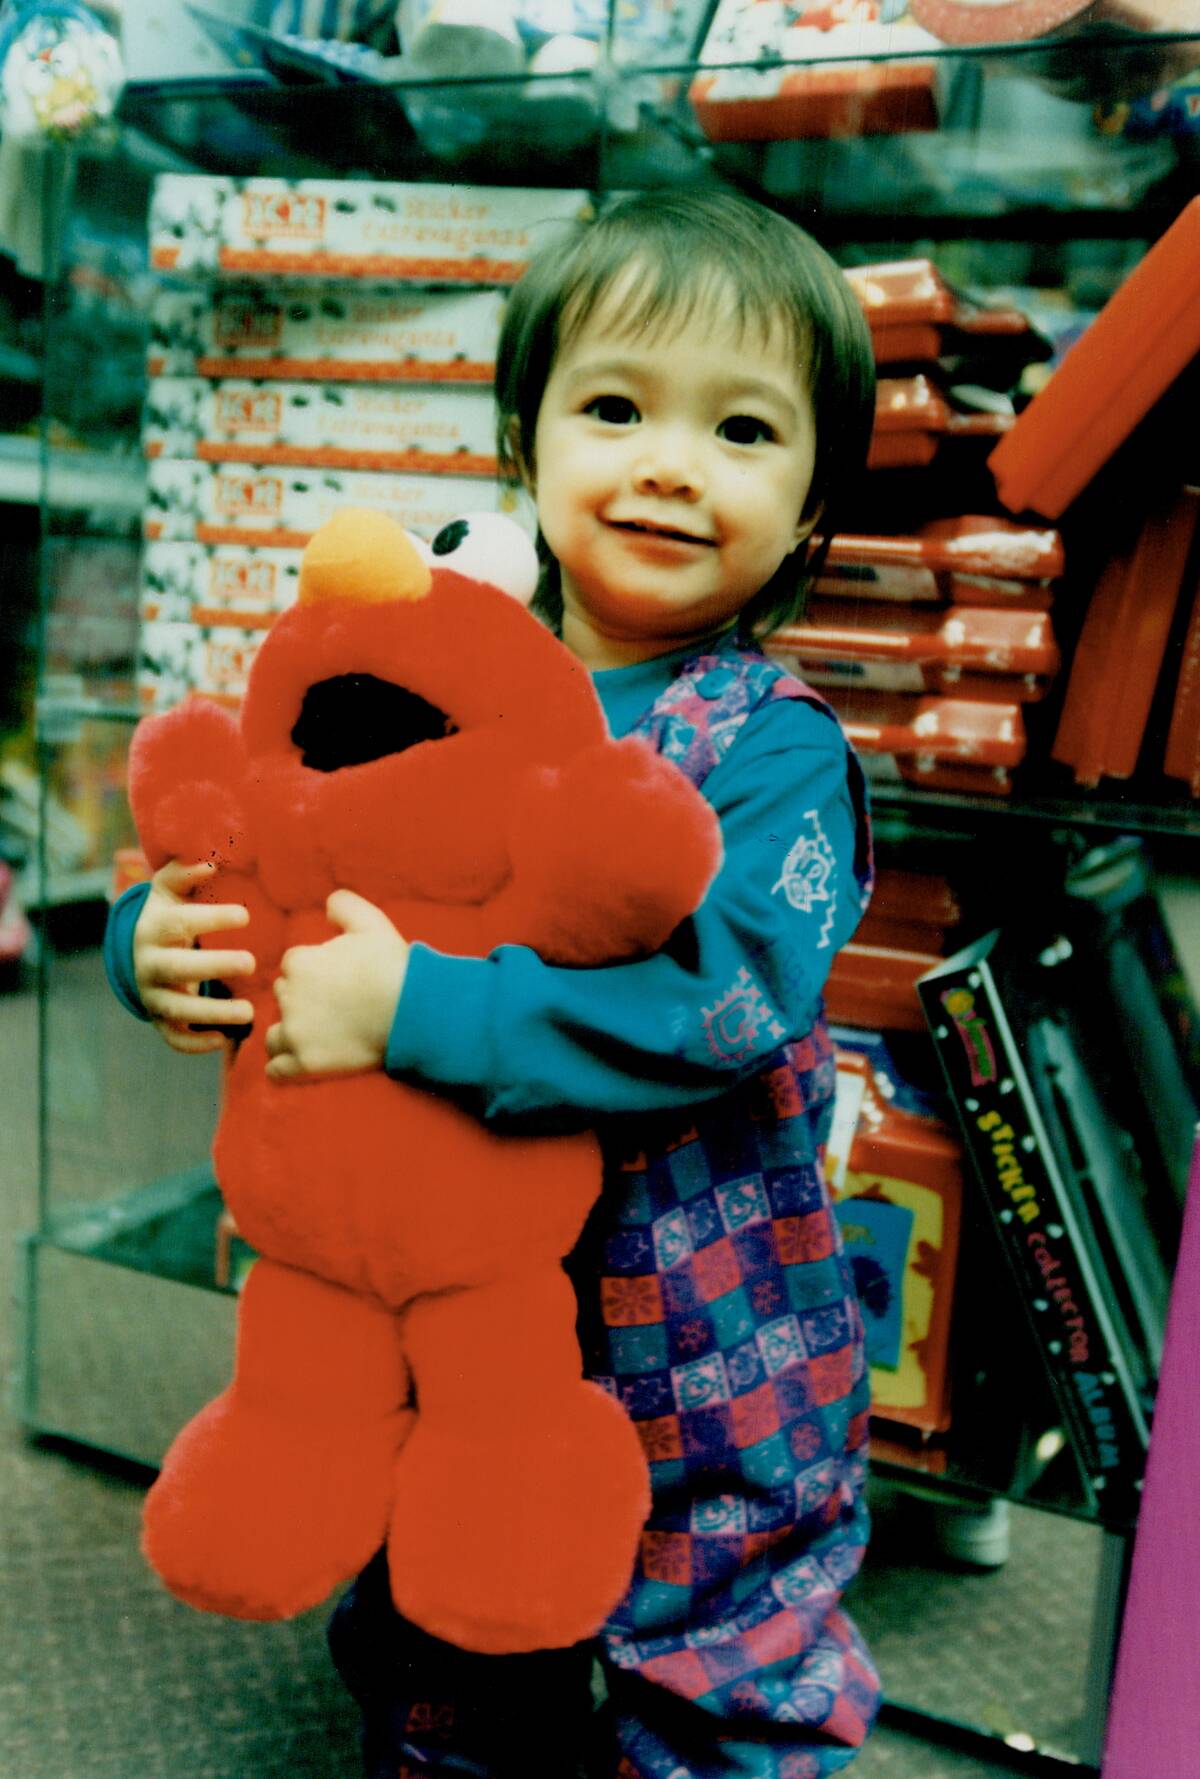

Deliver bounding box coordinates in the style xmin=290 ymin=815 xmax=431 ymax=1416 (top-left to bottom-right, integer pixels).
xmin=530 ymin=278 xmax=820 ymax=668
xmin=605 ymin=516 xmax=717 ymax=553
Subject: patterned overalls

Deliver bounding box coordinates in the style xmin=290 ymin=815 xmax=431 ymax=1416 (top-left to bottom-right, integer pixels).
xmin=329 ymin=647 xmax=878 ymax=1779
xmin=574 ymin=648 xmax=878 ymax=1779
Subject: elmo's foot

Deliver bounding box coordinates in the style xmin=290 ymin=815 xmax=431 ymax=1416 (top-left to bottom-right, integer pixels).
xmin=388 ymin=1383 xmax=649 ymax=1653
xmin=143 ymin=1391 xmax=414 ymax=1619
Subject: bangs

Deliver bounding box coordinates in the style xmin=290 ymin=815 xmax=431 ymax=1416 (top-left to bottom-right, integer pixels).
xmin=558 ymin=251 xmax=811 ymax=366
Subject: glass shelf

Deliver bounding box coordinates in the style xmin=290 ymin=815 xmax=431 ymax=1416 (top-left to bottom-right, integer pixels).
xmin=871 ymin=779 xmax=1200 ymax=843
xmin=42 ymin=1164 xmax=225 ymax=1291
xmin=108 ymin=36 xmax=1200 ymax=231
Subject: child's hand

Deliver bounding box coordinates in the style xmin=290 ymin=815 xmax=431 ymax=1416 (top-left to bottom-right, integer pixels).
xmin=133 ymin=859 xmax=255 ymax=1054
xmin=264 ymin=890 xmax=410 ymax=1082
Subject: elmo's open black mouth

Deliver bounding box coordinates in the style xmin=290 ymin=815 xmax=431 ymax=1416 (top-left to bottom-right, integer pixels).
xmin=291 ymin=674 xmax=457 ymax=772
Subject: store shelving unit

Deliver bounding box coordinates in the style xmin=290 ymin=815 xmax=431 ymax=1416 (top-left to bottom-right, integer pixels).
xmin=0 ymin=434 xmax=142 ymax=511
xmin=14 ymin=13 xmax=1200 ymax=1774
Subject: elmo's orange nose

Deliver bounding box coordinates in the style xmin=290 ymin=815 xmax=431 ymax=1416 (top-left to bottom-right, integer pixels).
xmin=299 ymin=508 xmax=432 ymax=606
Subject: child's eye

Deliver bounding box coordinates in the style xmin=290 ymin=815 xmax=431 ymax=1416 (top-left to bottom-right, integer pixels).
xmin=719 ymin=415 xmax=775 ymax=445
xmin=585 ymin=395 xmax=640 ymax=425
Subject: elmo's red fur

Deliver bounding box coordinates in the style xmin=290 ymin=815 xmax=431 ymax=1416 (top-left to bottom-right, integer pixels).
xmin=127 ymin=510 xmax=721 ymax=1652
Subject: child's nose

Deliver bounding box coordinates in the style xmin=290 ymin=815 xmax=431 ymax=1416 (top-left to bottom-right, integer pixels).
xmin=632 ymin=428 xmax=703 ymax=499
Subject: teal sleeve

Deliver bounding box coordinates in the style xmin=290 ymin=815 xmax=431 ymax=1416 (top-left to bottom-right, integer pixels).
xmin=385 ymin=698 xmax=866 ymax=1127
xmin=103 ymin=880 xmax=152 ymax=1020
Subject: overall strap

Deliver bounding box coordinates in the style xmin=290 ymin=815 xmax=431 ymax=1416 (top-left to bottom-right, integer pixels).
xmin=630 ymin=647 xmax=874 ymax=910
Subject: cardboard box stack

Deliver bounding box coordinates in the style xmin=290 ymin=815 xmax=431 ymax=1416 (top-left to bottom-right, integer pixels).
xmin=137 ymin=176 xmax=589 ymax=710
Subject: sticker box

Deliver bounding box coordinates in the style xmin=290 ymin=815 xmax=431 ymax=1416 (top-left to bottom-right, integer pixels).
xmin=149 ymin=176 xmax=591 ymax=282
xmin=147 ymin=284 xmax=505 ymax=382
xmin=138 ymin=619 xmax=265 ymax=709
xmin=142 ymin=377 xmax=498 ymax=476
xmin=144 ymin=459 xmax=515 ymax=547
xmin=140 ymin=541 xmax=304 ymax=625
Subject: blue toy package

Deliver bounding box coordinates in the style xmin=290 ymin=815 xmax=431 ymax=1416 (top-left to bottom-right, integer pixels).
xmin=835 ymin=1194 xmax=915 ymax=1371
xmin=0 ymin=0 xmax=123 ymax=137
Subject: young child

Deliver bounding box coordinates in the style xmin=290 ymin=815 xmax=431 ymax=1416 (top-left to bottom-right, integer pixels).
xmin=106 ymin=187 xmax=879 ymax=1779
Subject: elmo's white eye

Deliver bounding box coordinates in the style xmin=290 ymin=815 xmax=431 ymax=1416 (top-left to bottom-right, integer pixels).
xmin=429 ymin=513 xmax=538 ymax=607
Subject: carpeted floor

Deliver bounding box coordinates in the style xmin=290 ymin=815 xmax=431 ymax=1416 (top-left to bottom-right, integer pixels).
xmin=1 ymin=936 xmax=1114 ymax=1779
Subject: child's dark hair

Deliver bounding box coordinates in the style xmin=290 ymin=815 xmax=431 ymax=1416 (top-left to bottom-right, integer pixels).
xmin=495 ymin=186 xmax=876 ymax=640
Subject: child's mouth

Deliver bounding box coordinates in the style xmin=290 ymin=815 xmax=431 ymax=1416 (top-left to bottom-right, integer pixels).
xmin=609 ymin=519 xmax=714 ymax=547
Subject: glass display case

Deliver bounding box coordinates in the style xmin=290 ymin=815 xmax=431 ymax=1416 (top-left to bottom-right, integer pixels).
xmin=14 ymin=9 xmax=1200 ymax=1772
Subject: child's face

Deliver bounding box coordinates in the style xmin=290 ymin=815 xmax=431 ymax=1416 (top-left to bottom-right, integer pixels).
xmin=530 ymin=277 xmax=819 ymax=668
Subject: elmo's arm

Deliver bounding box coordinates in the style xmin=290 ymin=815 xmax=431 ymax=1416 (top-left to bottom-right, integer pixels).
xmin=499 ymin=738 xmax=723 ymax=965
xmin=128 ymin=695 xmax=255 ymax=875
xmin=123 ymin=697 xmax=272 ymax=1038
xmin=386 ymin=700 xmax=865 ymax=1124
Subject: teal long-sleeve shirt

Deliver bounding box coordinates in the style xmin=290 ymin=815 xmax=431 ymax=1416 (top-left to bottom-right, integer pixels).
xmin=104 ymin=636 xmax=865 ymax=1130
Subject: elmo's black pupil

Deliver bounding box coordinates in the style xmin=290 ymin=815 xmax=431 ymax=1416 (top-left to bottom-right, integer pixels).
xmin=432 ymin=518 xmax=470 ymax=555
xmin=291 ymin=674 xmax=454 ymax=771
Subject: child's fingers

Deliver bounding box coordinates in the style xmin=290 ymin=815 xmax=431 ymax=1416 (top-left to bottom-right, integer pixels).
xmin=263 ymin=1019 xmax=304 ymax=1081
xmin=156 ymin=1022 xmax=231 ymax=1055
xmin=183 ymin=901 xmax=251 ymax=935
xmin=137 ymin=900 xmax=248 ymax=952
xmin=144 ymin=986 xmax=255 ymax=1026
xmin=155 ymin=858 xmax=217 ymax=894
xmin=143 ymin=945 xmax=256 ymax=984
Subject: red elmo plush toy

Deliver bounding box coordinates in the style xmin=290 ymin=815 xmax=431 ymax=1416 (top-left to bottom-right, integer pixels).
xmin=127 ymin=508 xmax=722 ymax=1653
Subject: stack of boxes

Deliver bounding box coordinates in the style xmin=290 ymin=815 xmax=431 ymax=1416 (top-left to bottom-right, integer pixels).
xmin=765 ymin=257 xmax=1066 ymax=798
xmin=136 ymin=175 xmax=590 ymax=710
xmin=766 ymin=513 xmax=1065 ymax=797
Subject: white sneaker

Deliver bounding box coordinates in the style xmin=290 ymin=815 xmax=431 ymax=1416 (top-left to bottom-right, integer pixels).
xmin=928 ymin=1497 xmax=1011 ymax=1569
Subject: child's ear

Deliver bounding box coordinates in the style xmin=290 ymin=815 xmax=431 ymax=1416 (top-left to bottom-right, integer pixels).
xmin=789 ymin=498 xmax=823 ymax=553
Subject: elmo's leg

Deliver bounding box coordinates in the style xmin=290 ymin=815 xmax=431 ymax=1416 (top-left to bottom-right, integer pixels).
xmin=388 ymin=1264 xmax=649 ymax=1654
xmin=142 ymin=1259 xmax=413 ymax=1620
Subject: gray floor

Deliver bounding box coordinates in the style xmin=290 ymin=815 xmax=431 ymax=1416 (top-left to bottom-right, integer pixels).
xmin=1 ymin=938 xmax=1112 ymax=1778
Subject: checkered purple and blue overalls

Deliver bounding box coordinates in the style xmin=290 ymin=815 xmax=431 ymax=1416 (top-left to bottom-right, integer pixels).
xmin=329 ymin=648 xmax=879 ymax=1779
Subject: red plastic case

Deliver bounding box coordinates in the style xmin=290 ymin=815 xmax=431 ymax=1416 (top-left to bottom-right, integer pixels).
xmin=772 ymin=602 xmax=1058 ymax=674
xmin=869 ymin=375 xmax=1013 ymax=468
xmin=1164 ymin=556 xmax=1200 ymax=796
xmin=989 ymin=197 xmax=1200 ymax=518
xmin=826 ymin=515 xmax=1065 ymax=580
xmin=1052 ymin=488 xmax=1200 ymax=786
xmin=821 ymin=689 xmax=1027 ymax=767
